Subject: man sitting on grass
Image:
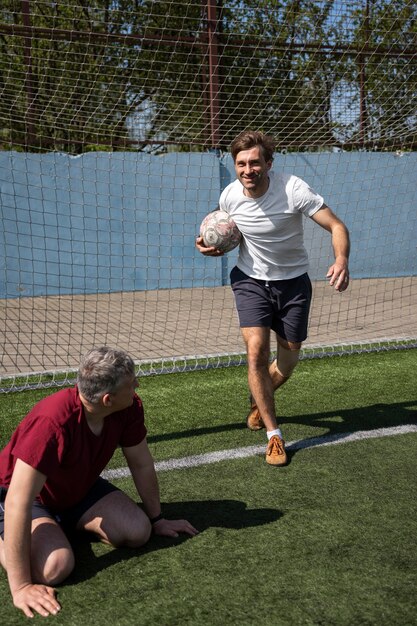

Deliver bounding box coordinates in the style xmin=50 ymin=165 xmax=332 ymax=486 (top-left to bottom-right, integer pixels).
xmin=0 ymin=346 xmax=198 ymax=618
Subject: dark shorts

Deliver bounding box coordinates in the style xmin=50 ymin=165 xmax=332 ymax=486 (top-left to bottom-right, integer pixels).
xmin=0 ymin=477 xmax=120 ymax=539
xmin=230 ymin=266 xmax=312 ymax=343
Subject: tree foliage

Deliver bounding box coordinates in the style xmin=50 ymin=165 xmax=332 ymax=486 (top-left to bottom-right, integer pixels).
xmin=0 ymin=0 xmax=415 ymax=153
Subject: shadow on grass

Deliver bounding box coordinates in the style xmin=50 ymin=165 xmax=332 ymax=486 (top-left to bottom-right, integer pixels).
xmin=147 ymin=400 xmax=417 ymax=445
xmin=66 ymin=499 xmax=282 ymax=585
xmin=283 ymin=400 xmax=417 ymax=431
xmin=281 ymin=400 xmax=417 ymax=465
xmin=148 ymin=421 xmax=246 ymax=443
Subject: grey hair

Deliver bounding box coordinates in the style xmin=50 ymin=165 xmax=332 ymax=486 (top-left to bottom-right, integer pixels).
xmin=77 ymin=347 xmax=135 ymax=404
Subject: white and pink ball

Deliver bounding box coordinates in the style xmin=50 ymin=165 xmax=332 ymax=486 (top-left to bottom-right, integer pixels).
xmin=199 ymin=210 xmax=242 ymax=253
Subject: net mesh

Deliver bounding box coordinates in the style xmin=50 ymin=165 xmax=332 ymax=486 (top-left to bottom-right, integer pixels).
xmin=0 ymin=1 xmax=416 ymax=391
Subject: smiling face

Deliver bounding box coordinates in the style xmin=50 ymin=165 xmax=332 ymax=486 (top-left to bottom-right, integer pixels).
xmin=234 ymin=146 xmax=272 ymax=198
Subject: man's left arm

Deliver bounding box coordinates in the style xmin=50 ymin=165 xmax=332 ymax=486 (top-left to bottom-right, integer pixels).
xmin=122 ymin=439 xmax=198 ymax=537
xmin=310 ymin=204 xmax=350 ymax=292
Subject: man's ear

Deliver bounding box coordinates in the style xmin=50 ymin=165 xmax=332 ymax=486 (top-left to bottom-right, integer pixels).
xmin=102 ymin=393 xmax=113 ymax=407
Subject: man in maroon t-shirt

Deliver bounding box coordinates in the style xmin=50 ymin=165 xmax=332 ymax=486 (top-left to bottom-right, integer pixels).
xmin=0 ymin=347 xmax=198 ymax=619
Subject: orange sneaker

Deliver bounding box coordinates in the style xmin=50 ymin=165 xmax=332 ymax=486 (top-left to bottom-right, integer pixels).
xmin=266 ymin=435 xmax=287 ymax=466
xmin=246 ymin=400 xmax=265 ymax=431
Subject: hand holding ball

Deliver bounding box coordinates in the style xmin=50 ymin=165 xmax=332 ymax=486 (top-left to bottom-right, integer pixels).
xmin=199 ymin=210 xmax=242 ymax=253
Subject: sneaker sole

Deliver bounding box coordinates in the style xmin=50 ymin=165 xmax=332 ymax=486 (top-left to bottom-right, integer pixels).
xmin=266 ymin=455 xmax=287 ymax=466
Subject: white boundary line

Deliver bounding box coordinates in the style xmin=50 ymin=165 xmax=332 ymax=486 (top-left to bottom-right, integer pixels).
xmin=102 ymin=423 xmax=417 ymax=480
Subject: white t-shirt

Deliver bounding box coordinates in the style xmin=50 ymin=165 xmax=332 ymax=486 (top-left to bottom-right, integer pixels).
xmin=219 ymin=170 xmax=324 ymax=280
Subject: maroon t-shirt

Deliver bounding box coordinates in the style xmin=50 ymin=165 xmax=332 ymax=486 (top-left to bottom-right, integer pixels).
xmin=0 ymin=386 xmax=146 ymax=512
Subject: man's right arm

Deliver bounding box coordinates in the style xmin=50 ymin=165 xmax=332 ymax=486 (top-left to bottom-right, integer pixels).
xmin=4 ymin=459 xmax=60 ymax=618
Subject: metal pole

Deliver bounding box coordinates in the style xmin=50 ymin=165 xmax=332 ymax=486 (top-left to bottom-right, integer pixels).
xmin=207 ymin=0 xmax=220 ymax=148
xmin=21 ymin=0 xmax=36 ymax=149
xmin=359 ymin=0 xmax=370 ymax=147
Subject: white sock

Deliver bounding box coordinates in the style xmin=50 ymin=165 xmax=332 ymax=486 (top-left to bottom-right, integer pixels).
xmin=267 ymin=428 xmax=283 ymax=440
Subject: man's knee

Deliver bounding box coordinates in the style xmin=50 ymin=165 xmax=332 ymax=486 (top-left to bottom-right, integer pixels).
xmin=33 ymin=548 xmax=75 ymax=586
xmin=246 ymin=340 xmax=271 ymax=370
xmin=105 ymin=518 xmax=152 ymax=549
xmin=242 ymin=327 xmax=271 ymax=366
xmin=79 ymin=490 xmax=153 ymax=549
xmin=30 ymin=518 xmax=75 ymax=585
xmin=275 ymin=343 xmax=300 ymax=379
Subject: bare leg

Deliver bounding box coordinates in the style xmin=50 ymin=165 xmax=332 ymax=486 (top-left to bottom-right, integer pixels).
xmin=271 ymin=336 xmax=301 ymax=388
xmin=246 ymin=334 xmax=301 ymax=431
xmin=76 ymin=490 xmax=151 ymax=548
xmin=241 ymin=327 xmax=291 ymax=466
xmin=250 ymin=357 xmax=291 ymax=405
xmin=0 ymin=517 xmax=75 ymax=586
xmin=241 ymin=327 xmax=278 ymax=432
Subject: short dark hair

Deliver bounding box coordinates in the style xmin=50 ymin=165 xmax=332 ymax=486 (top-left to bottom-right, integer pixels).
xmin=230 ymin=130 xmax=276 ymax=163
xmin=77 ymin=347 xmax=135 ymax=404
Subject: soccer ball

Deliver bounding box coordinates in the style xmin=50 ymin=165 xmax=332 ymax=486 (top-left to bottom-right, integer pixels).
xmin=199 ymin=210 xmax=242 ymax=253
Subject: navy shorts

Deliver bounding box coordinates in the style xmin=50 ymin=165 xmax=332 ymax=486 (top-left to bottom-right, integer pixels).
xmin=0 ymin=477 xmax=120 ymax=539
xmin=230 ymin=266 xmax=312 ymax=343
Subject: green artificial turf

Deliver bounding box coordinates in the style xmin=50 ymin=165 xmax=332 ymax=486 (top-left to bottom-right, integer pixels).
xmin=0 ymin=349 xmax=416 ymax=625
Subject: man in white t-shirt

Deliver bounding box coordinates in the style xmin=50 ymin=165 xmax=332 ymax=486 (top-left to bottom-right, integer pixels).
xmin=196 ymin=130 xmax=350 ymax=466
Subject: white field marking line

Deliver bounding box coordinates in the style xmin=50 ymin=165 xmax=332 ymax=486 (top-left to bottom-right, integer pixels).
xmin=102 ymin=424 xmax=417 ymax=480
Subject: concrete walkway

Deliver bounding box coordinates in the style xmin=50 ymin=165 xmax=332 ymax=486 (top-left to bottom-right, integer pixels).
xmin=1 ymin=276 xmax=416 ymax=377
